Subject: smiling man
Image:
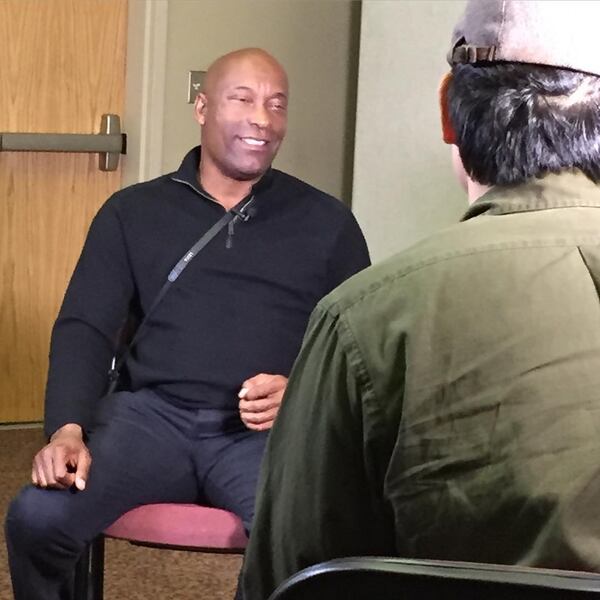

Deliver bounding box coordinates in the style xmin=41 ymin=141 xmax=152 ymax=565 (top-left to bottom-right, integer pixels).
xmin=5 ymin=48 xmax=370 ymax=600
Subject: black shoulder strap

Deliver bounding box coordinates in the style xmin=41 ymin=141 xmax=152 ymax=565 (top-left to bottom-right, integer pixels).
xmin=107 ymin=194 xmax=255 ymax=389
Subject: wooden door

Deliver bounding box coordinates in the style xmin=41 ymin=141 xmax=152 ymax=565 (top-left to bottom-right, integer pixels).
xmin=0 ymin=0 xmax=127 ymax=423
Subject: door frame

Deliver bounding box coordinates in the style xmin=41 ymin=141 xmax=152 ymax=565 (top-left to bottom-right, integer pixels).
xmin=123 ymin=0 xmax=168 ymax=186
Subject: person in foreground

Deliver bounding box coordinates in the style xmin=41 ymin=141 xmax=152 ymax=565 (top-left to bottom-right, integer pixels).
xmin=5 ymin=48 xmax=369 ymax=600
xmin=241 ymin=2 xmax=600 ymax=598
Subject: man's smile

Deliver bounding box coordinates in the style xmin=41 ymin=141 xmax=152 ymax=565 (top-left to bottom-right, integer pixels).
xmin=239 ymin=136 xmax=269 ymax=148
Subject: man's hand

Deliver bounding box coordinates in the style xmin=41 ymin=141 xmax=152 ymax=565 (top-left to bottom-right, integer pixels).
xmin=32 ymin=423 xmax=91 ymax=491
xmin=238 ymin=373 xmax=288 ymax=431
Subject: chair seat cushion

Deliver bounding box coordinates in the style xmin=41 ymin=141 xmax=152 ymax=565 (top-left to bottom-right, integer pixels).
xmin=103 ymin=503 xmax=248 ymax=551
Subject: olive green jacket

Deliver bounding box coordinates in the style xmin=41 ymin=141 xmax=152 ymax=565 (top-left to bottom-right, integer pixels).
xmin=243 ymin=172 xmax=600 ymax=600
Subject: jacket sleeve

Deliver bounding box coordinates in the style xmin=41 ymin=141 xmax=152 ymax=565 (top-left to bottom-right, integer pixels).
xmin=44 ymin=198 xmax=135 ymax=438
xmin=325 ymin=210 xmax=371 ymax=292
xmin=241 ymin=303 xmax=395 ymax=600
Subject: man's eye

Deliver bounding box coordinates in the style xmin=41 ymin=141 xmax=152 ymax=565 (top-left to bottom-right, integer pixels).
xmin=270 ymin=103 xmax=287 ymax=112
xmin=232 ymin=96 xmax=250 ymax=103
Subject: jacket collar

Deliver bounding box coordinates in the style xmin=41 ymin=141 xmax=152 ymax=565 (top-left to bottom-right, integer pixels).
xmin=462 ymin=171 xmax=600 ymax=221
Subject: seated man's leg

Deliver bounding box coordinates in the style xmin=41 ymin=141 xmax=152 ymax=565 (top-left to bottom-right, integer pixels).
xmin=191 ymin=425 xmax=269 ymax=600
xmin=195 ymin=428 xmax=270 ymax=532
xmin=5 ymin=390 xmax=197 ymax=600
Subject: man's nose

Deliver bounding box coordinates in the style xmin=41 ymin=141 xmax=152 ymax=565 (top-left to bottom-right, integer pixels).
xmin=248 ymin=103 xmax=270 ymax=128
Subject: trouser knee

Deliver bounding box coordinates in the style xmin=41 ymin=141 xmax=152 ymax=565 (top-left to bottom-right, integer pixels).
xmin=5 ymin=486 xmax=79 ymax=557
xmin=6 ymin=489 xmax=35 ymax=550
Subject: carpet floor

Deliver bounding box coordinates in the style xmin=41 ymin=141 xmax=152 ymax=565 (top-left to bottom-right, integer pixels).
xmin=0 ymin=428 xmax=242 ymax=599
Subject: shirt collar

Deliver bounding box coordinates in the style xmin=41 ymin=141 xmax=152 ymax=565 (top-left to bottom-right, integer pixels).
xmin=462 ymin=171 xmax=600 ymax=222
xmin=170 ymin=145 xmax=275 ymax=199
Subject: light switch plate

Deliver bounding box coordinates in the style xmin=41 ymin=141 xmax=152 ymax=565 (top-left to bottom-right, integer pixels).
xmin=187 ymin=70 xmax=206 ymax=103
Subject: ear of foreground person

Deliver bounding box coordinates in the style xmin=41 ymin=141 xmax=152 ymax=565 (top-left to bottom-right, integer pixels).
xmin=241 ymin=1 xmax=600 ymax=598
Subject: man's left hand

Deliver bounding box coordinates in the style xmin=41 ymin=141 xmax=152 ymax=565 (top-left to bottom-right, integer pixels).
xmin=238 ymin=373 xmax=288 ymax=431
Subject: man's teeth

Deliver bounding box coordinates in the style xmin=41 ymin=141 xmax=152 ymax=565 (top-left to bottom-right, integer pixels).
xmin=242 ymin=138 xmax=267 ymax=146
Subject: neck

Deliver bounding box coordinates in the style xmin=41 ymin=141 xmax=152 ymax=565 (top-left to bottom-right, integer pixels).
xmin=451 ymin=145 xmax=491 ymax=205
xmin=467 ymin=178 xmax=491 ymax=205
xmin=198 ymin=158 xmax=259 ymax=210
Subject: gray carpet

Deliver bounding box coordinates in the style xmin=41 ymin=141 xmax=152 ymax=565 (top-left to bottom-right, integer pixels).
xmin=0 ymin=428 xmax=242 ymax=599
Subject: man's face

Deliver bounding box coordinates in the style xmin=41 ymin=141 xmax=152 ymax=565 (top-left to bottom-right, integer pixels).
xmin=196 ymin=55 xmax=288 ymax=182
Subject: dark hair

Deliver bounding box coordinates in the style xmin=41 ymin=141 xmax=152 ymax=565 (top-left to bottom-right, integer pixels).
xmin=448 ymin=62 xmax=600 ymax=185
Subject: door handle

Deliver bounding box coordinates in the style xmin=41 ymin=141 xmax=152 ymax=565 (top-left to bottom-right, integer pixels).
xmin=0 ymin=114 xmax=127 ymax=171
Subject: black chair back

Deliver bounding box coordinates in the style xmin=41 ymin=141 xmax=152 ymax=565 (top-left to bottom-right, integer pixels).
xmin=268 ymin=557 xmax=600 ymax=600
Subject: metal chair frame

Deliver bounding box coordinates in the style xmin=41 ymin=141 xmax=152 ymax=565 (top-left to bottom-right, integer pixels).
xmin=268 ymin=557 xmax=600 ymax=600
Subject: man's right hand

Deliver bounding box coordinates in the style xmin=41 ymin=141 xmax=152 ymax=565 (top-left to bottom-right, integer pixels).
xmin=31 ymin=423 xmax=91 ymax=491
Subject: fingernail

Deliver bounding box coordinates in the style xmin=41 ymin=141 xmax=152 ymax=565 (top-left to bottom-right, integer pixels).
xmin=239 ymin=387 xmax=249 ymax=399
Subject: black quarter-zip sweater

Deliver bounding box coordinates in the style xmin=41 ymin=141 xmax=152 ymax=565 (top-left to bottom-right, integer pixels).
xmin=44 ymin=147 xmax=370 ymax=436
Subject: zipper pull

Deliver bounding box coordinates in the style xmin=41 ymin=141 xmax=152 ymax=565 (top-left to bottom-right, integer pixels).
xmin=226 ymin=220 xmax=235 ymax=249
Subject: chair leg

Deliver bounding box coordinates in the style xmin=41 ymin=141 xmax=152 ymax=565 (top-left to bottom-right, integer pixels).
xmin=73 ymin=543 xmax=89 ymax=600
xmin=89 ymin=535 xmax=105 ymax=600
xmin=73 ymin=536 xmax=105 ymax=600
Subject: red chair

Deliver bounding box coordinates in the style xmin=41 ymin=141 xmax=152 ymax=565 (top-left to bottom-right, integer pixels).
xmin=74 ymin=503 xmax=248 ymax=599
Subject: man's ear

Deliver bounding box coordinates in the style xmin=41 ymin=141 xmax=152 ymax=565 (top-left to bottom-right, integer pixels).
xmin=194 ymin=93 xmax=208 ymax=126
xmin=439 ymin=72 xmax=457 ymax=145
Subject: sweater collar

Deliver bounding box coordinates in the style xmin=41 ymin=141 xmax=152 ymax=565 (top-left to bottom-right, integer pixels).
xmin=170 ymin=145 xmax=275 ymax=200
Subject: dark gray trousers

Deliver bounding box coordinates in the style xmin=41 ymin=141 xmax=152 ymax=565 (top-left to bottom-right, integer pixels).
xmin=5 ymin=389 xmax=268 ymax=600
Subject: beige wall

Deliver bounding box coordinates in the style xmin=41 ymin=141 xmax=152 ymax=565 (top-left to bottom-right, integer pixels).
xmin=353 ymin=0 xmax=467 ymax=263
xmin=124 ymin=0 xmax=168 ymax=188
xmin=158 ymin=0 xmax=360 ymax=201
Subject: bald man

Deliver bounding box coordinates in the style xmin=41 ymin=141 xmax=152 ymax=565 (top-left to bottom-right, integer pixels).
xmin=5 ymin=48 xmax=370 ymax=600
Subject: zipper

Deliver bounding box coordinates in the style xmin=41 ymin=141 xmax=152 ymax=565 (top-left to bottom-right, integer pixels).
xmin=226 ymin=195 xmax=255 ymax=249
xmin=226 ymin=220 xmax=235 ymax=249
xmin=171 ymin=176 xmax=220 ymax=205
xmin=172 ymin=176 xmax=255 ymax=250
